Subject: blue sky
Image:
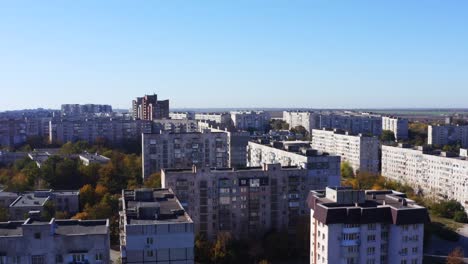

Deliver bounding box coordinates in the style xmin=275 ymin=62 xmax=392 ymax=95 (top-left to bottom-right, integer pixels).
xmin=0 ymin=1 xmax=467 ymax=110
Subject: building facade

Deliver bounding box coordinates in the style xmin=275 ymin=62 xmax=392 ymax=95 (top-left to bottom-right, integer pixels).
xmin=308 ymin=187 xmax=428 ymax=264
xmin=132 ymin=94 xmax=170 ymax=120
xmin=120 ymin=188 xmax=194 ymax=264
xmin=382 ymin=116 xmax=409 ymax=140
xmin=382 ymin=144 xmax=468 ymax=211
xmin=61 ymin=104 xmax=113 ymax=116
xmin=428 ymin=125 xmax=468 ymax=148
xmin=49 ymin=118 xmax=153 ymax=144
xmin=283 ymin=111 xmax=320 ymax=132
xmin=0 ymin=218 xmax=110 ymax=264
xmin=162 ymin=163 xmax=335 ymax=241
xmin=169 ymin=112 xmax=195 ymax=120
xmin=230 ymin=111 xmax=270 ymax=131
xmin=311 ymin=129 xmax=380 ymax=174
xmin=194 ymin=112 xmax=232 ymax=126
xmin=142 ymin=131 xmax=229 ymax=179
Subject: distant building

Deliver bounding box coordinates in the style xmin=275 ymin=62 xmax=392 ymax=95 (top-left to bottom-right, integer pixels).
xmin=120 ymin=188 xmax=194 ymax=264
xmin=132 ymin=94 xmax=169 ymax=120
xmin=0 ymin=217 xmax=110 ymax=264
xmin=247 ymin=140 xmax=341 ymax=187
xmin=169 ymin=112 xmax=195 ymax=120
xmin=428 ymin=124 xmax=468 ymax=148
xmin=61 ymin=104 xmax=113 ymax=116
xmin=194 ymin=112 xmax=232 ymax=126
xmin=382 ymin=116 xmax=409 ymax=140
xmin=142 ymin=131 xmax=229 ymax=179
xmin=382 ymin=144 xmax=468 ymax=211
xmin=162 ymin=163 xmax=331 ymax=240
xmin=1 ymin=189 xmax=79 ymax=220
xmin=0 ymin=151 xmax=28 ymax=165
xmin=311 ymin=129 xmax=380 ymax=174
xmin=230 ymin=111 xmax=270 ymax=131
xmin=0 ymin=119 xmax=27 ymax=148
xmin=308 ymin=187 xmax=428 ymax=264
xmin=49 ymin=117 xmax=153 ymax=144
xmin=283 ymin=111 xmax=320 ymax=132
xmin=153 ymin=119 xmax=198 ymax=133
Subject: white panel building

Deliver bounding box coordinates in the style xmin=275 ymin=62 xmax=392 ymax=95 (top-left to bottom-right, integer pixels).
xmin=311 ymin=129 xmax=380 ymax=174
xmin=382 ymin=144 xmax=468 ymax=210
xmin=428 ymin=125 xmax=468 ymax=148
xmin=308 ymin=187 xmax=428 ymax=264
xmin=382 ymin=116 xmax=409 ymax=140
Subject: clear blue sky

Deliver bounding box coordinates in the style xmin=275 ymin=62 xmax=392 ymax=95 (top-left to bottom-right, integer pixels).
xmin=0 ymin=1 xmax=467 ymax=110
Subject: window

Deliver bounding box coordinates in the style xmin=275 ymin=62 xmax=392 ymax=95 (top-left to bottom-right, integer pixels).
xmin=401 ymin=248 xmax=408 ymax=256
xmin=55 ymin=255 xmax=63 ymax=263
xmin=367 ymin=247 xmax=375 ymax=255
xmin=34 ymin=232 xmax=41 ymax=239
xmin=147 ymin=237 xmax=154 ymax=244
xmin=411 ymin=259 xmax=418 ymax=264
xmin=401 ymin=260 xmax=407 ymax=264
xmin=346 ymin=258 xmax=356 ymax=264
xmin=72 ymin=254 xmax=85 ymax=262
xmin=367 ymin=235 xmax=376 ymax=242
xmin=12 ymin=257 xmax=21 ymax=264
xmin=412 ymin=247 xmax=418 ymax=254
xmin=368 ymin=223 xmax=376 ymax=230
xmin=147 ymin=250 xmax=154 ymax=257
xmin=366 ymin=259 xmax=375 ymax=264
xmin=31 ymin=255 xmax=46 ymax=264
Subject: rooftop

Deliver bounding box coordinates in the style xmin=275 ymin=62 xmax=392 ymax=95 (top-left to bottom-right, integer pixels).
xmin=308 ymin=187 xmax=430 ymax=225
xmin=0 ymin=219 xmax=108 ymax=237
xmin=122 ymin=188 xmax=192 ymax=225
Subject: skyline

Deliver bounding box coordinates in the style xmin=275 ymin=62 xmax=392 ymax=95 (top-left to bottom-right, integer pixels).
xmin=1 ymin=1 xmax=467 ymax=110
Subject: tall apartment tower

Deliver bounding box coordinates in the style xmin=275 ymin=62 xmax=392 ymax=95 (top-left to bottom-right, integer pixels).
xmin=382 ymin=116 xmax=409 ymax=140
xmin=308 ymin=187 xmax=429 ymax=264
xmin=132 ymin=94 xmax=169 ymax=120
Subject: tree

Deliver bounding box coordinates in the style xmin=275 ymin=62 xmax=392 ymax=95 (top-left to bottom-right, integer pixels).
xmin=340 ymin=162 xmax=355 ymax=179
xmin=453 ymin=211 xmax=468 ymax=223
xmin=195 ymin=235 xmax=213 ymax=263
xmin=447 ymin=247 xmax=464 ymax=264
xmin=290 ymin=125 xmax=307 ymax=136
xmin=211 ymin=232 xmax=233 ymax=263
xmin=432 ymin=200 xmax=465 ymax=219
xmin=79 ymin=184 xmax=97 ymax=208
xmin=144 ymin=173 xmax=161 ymax=188
xmin=380 ymin=130 xmax=395 ymax=142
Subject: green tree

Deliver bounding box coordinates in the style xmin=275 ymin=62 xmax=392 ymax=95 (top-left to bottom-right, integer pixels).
xmin=144 ymin=173 xmax=162 ymax=188
xmin=341 ymin=162 xmax=355 ymax=179
xmin=380 ymin=130 xmax=396 ymax=142
xmin=453 ymin=211 xmax=468 ymax=223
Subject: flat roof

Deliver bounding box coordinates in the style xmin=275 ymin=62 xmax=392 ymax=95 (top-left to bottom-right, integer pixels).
xmin=10 ymin=194 xmax=48 ymax=207
xmin=122 ymin=189 xmax=192 ymax=225
xmin=0 ymin=219 xmax=108 ymax=237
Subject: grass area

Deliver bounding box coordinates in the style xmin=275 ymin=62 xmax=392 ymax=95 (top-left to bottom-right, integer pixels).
xmin=430 ymin=214 xmax=464 ymax=231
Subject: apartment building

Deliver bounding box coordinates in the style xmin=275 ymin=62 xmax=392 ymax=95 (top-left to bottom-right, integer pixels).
xmin=132 ymin=94 xmax=170 ymax=120
xmin=162 ymin=163 xmax=333 ymax=240
xmin=198 ymin=122 xmax=250 ymax=168
xmin=169 ymin=112 xmax=195 ymax=120
xmin=311 ymin=129 xmax=380 ymax=174
xmin=194 ymin=112 xmax=232 ymax=126
xmin=0 ymin=217 xmax=110 ymax=264
xmin=49 ymin=117 xmax=153 ymax=144
xmin=61 ymin=104 xmax=113 ymax=116
xmin=0 ymin=189 xmax=79 ymax=220
xmin=153 ymin=119 xmax=198 ymax=133
xmin=120 ymin=188 xmax=194 ymax=264
xmin=382 ymin=116 xmax=409 ymax=140
xmin=382 ymin=144 xmax=468 ymax=210
xmin=0 ymin=119 xmax=27 ymax=148
xmin=247 ymin=140 xmax=341 ymax=187
xmin=428 ymin=125 xmax=468 ymax=148
xmin=283 ymin=111 xmax=320 ymax=132
xmin=142 ymin=131 xmax=229 ymax=179
xmin=230 ymin=111 xmax=270 ymax=131
xmin=308 ymin=187 xmax=428 ymax=264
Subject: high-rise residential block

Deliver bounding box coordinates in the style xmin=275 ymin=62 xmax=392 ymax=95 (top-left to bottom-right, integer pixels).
xmin=119 ymin=188 xmax=194 ymax=264
xmin=142 ymin=131 xmax=229 ymax=179
xmin=162 ymin=163 xmax=332 ymax=241
xmin=194 ymin=112 xmax=232 ymax=126
xmin=132 ymin=94 xmax=169 ymax=120
xmin=428 ymin=124 xmax=468 ymax=148
xmin=282 ymin=111 xmax=320 ymax=132
xmin=311 ymin=129 xmax=380 ymax=174
xmin=61 ymin=104 xmax=113 ymax=116
xmin=382 ymin=116 xmax=409 ymax=140
xmin=308 ymin=187 xmax=428 ymax=264
xmin=169 ymin=112 xmax=195 ymax=120
xmin=382 ymin=144 xmax=468 ymax=211
xmin=230 ymin=110 xmax=270 ymax=131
